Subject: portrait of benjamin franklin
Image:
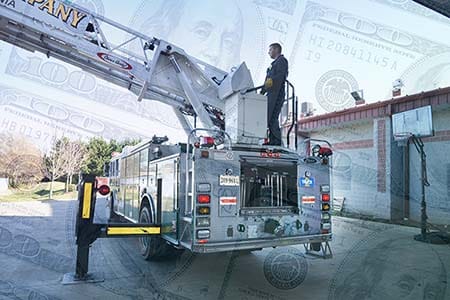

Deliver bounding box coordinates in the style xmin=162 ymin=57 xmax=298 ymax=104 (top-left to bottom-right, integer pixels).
xmin=329 ymin=236 xmax=448 ymax=300
xmin=130 ymin=0 xmax=244 ymax=72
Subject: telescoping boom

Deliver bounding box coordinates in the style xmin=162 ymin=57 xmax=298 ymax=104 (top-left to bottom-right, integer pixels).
xmin=0 ymin=0 xmax=254 ymax=134
xmin=0 ymin=0 xmax=334 ymax=261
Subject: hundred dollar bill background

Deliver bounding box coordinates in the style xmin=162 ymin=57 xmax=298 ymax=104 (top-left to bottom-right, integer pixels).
xmin=1 ymin=0 xmax=450 ymax=151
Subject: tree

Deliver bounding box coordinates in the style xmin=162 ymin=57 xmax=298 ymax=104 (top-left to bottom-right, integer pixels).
xmin=0 ymin=132 xmax=44 ymax=188
xmin=111 ymin=138 xmax=142 ymax=153
xmin=44 ymin=137 xmax=69 ymax=199
xmin=61 ymin=140 xmax=86 ymax=192
xmin=81 ymin=137 xmax=111 ymax=176
xmin=81 ymin=137 xmax=141 ymax=176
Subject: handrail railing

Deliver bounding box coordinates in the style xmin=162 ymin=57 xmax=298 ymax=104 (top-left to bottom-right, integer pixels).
xmin=184 ymin=128 xmax=232 ymax=215
xmin=285 ymin=80 xmax=297 ymax=150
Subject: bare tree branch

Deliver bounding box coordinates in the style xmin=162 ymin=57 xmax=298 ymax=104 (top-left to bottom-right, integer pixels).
xmin=0 ymin=132 xmax=44 ymax=188
xmin=44 ymin=137 xmax=69 ymax=199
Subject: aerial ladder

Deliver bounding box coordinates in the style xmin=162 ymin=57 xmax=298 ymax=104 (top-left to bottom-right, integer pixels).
xmin=0 ymin=0 xmax=241 ymax=134
xmin=0 ymin=0 xmax=334 ymax=283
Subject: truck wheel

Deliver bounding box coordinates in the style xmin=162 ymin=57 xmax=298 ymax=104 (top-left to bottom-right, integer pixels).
xmin=311 ymin=242 xmax=321 ymax=251
xmin=139 ymin=205 xmax=169 ymax=260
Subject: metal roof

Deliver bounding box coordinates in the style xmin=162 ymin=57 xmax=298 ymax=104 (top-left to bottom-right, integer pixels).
xmin=299 ymin=87 xmax=450 ymax=132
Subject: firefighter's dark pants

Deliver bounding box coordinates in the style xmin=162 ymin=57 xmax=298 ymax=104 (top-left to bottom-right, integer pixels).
xmin=267 ymin=87 xmax=285 ymax=146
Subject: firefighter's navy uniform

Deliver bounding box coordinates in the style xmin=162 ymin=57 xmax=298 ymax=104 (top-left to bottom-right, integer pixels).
xmin=261 ymin=54 xmax=288 ymax=146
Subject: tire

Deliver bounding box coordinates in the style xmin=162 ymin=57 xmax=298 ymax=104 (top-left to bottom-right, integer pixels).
xmin=139 ymin=205 xmax=170 ymax=260
xmin=311 ymin=242 xmax=321 ymax=251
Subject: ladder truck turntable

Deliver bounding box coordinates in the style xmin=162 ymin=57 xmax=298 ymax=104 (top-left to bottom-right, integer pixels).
xmin=0 ymin=0 xmax=333 ymax=260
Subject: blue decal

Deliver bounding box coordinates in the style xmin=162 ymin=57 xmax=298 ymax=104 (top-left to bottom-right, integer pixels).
xmin=299 ymin=177 xmax=315 ymax=188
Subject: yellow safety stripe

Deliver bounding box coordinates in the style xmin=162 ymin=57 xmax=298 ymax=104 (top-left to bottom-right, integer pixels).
xmin=161 ymin=225 xmax=173 ymax=233
xmin=82 ymin=183 xmax=92 ymax=219
xmin=107 ymin=226 xmax=161 ymax=235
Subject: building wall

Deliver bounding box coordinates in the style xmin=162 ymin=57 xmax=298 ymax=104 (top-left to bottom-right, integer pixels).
xmin=304 ymin=106 xmax=450 ymax=226
xmin=305 ymin=120 xmax=392 ymax=219
xmin=409 ymin=107 xmax=450 ymax=225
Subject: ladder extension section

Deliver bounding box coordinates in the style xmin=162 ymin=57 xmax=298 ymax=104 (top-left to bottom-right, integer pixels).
xmin=0 ymin=1 xmax=226 ymax=130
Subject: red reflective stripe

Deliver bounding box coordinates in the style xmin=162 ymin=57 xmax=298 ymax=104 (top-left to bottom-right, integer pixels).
xmin=302 ymin=196 xmax=315 ymax=203
xmin=220 ymin=197 xmax=237 ymax=205
xmin=260 ymin=152 xmax=281 ymax=158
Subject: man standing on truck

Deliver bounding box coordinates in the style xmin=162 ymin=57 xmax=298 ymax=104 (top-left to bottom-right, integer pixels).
xmin=261 ymin=42 xmax=288 ymax=146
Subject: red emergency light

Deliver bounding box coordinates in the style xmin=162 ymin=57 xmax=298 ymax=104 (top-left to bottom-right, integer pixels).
xmin=197 ymin=194 xmax=211 ymax=204
xmin=321 ymin=193 xmax=330 ymax=202
xmin=98 ymin=185 xmax=110 ymax=196
xmin=200 ymin=136 xmax=215 ymax=147
xmin=319 ymin=147 xmax=333 ymax=157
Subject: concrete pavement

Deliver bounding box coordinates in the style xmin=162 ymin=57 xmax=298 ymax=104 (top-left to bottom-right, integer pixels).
xmin=0 ymin=199 xmax=448 ymax=300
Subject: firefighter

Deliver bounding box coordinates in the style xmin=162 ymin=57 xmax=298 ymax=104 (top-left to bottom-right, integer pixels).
xmin=261 ymin=43 xmax=288 ymax=146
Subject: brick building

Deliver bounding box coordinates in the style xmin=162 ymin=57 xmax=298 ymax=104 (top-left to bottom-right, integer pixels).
xmin=298 ymin=87 xmax=450 ymax=226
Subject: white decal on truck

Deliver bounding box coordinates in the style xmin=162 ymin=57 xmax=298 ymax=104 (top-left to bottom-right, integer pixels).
xmin=219 ymin=175 xmax=239 ymax=186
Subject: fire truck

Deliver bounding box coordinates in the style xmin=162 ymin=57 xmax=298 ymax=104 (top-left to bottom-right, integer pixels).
xmin=0 ymin=0 xmax=333 ymax=260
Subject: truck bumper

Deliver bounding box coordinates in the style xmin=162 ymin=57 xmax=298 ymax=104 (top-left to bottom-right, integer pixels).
xmin=191 ymin=233 xmax=332 ymax=253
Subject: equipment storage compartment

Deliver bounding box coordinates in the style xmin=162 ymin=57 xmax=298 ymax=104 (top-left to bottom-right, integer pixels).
xmin=240 ymin=157 xmax=298 ymax=214
xmin=224 ymin=92 xmax=267 ymax=144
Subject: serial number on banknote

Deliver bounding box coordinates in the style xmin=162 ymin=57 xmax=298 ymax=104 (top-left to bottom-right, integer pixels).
xmin=1 ymin=118 xmax=54 ymax=142
xmin=307 ymin=34 xmax=398 ymax=70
